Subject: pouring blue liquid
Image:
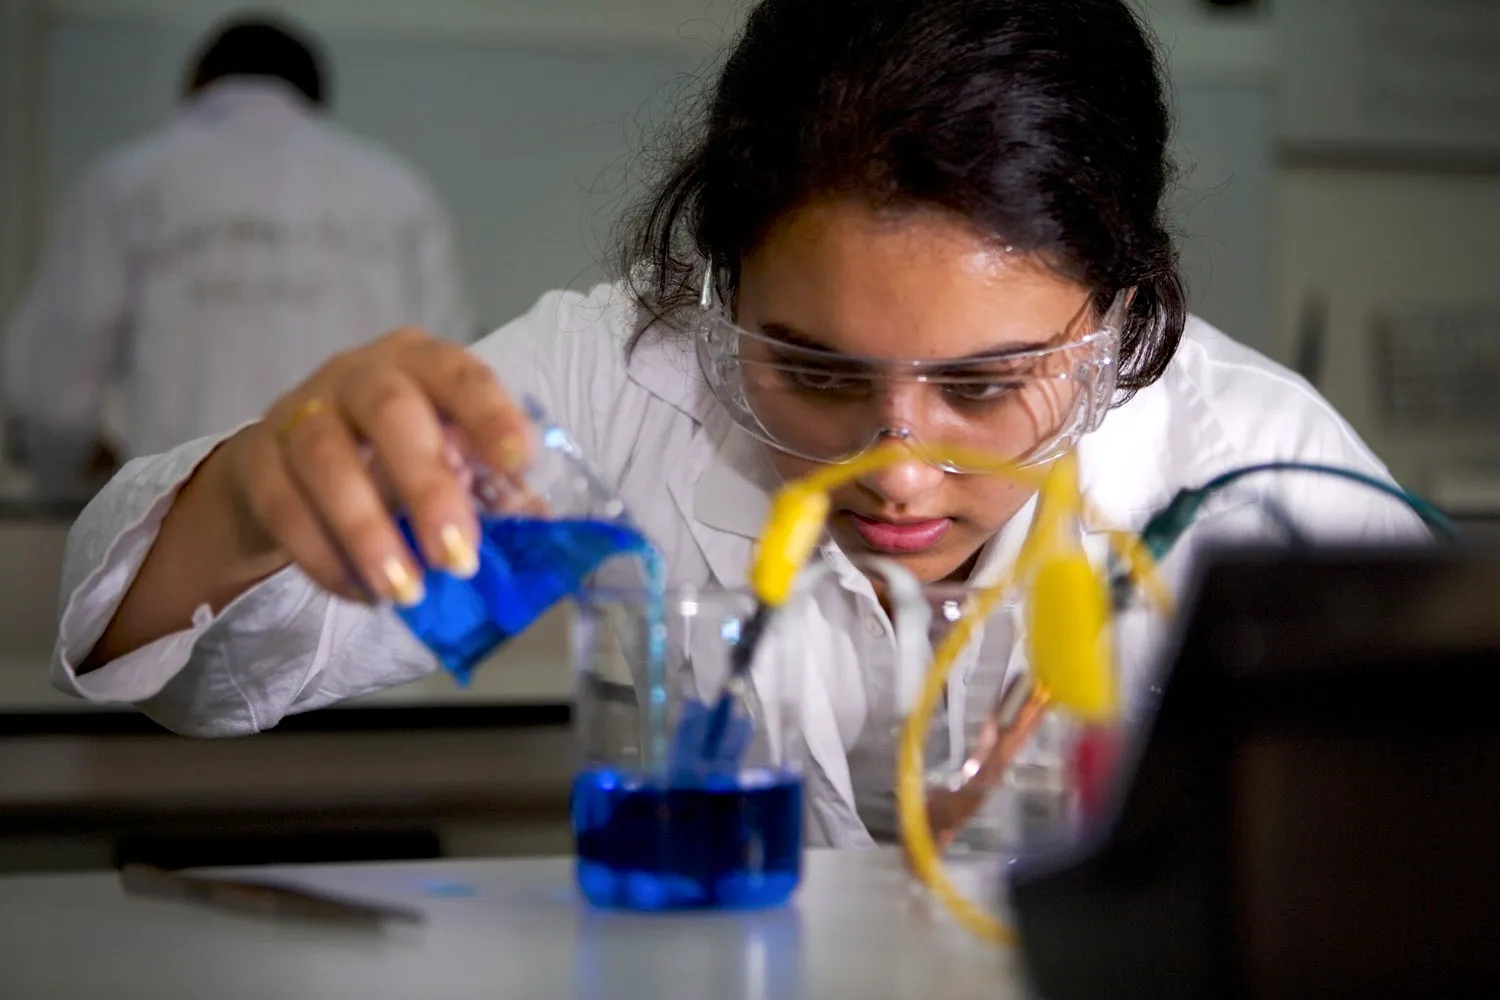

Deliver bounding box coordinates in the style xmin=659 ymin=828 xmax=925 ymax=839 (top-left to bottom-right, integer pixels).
xmin=395 ymin=515 xmax=663 ymax=685
xmin=392 ymin=505 xmax=802 ymax=912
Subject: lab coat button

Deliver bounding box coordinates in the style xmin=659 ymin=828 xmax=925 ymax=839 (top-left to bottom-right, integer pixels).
xmin=863 ymin=615 xmax=885 ymax=637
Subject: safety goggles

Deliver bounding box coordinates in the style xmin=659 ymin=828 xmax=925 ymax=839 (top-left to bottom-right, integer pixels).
xmin=694 ymin=272 xmax=1127 ymax=473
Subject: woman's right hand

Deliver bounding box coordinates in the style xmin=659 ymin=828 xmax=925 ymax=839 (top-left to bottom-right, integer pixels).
xmin=215 ymin=327 xmax=533 ymax=607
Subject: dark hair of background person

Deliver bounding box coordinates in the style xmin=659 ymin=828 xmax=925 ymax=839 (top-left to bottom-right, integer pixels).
xmin=617 ymin=0 xmax=1186 ymax=399
xmin=183 ymin=14 xmax=328 ymax=107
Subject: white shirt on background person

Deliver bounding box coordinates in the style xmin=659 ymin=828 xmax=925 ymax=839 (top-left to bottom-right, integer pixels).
xmin=3 ymin=77 xmax=473 ymax=469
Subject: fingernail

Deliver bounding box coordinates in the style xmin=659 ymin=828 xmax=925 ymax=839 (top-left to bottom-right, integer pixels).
xmin=382 ymin=557 xmax=425 ymax=607
xmin=499 ymin=434 xmax=527 ymax=474
xmin=440 ymin=523 xmax=479 ymax=579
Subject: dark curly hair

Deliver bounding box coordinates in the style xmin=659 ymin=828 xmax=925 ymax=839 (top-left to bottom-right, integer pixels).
xmin=616 ymin=0 xmax=1185 ymax=396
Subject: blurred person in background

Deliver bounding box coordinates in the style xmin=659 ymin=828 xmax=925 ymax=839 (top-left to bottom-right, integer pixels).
xmin=2 ymin=13 xmax=473 ymax=497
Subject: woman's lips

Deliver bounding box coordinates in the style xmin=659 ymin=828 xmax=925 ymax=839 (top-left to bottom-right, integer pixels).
xmin=845 ymin=512 xmax=952 ymax=554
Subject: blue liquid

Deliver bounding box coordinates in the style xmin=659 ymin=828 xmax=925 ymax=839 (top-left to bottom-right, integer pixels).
xmin=572 ymin=766 xmax=803 ymax=911
xmin=667 ymin=697 xmax=754 ymax=778
xmin=395 ymin=515 xmax=656 ymax=685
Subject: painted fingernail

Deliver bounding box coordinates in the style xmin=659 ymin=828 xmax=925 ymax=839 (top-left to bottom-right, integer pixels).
xmin=440 ymin=523 xmax=479 ymax=579
xmin=382 ymin=557 xmax=425 ymax=607
xmin=499 ymin=434 xmax=528 ymax=473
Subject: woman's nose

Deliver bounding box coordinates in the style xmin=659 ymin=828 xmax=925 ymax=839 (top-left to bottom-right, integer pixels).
xmin=857 ymin=444 xmax=946 ymax=508
xmin=856 ymin=385 xmax=948 ymax=505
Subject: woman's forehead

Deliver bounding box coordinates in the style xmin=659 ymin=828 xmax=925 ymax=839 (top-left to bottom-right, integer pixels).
xmin=738 ymin=201 xmax=1093 ymax=360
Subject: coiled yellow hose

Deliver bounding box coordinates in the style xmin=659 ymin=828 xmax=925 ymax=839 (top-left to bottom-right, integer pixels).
xmin=749 ymin=443 xmax=1172 ymax=945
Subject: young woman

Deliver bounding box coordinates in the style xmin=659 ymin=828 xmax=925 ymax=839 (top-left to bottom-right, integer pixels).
xmin=51 ymin=0 xmax=1416 ymax=845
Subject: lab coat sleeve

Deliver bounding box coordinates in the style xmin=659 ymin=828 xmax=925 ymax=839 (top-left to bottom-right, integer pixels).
xmin=406 ymin=183 xmax=477 ymax=344
xmin=50 ymin=286 xmax=629 ymax=735
xmin=3 ymin=161 xmax=132 ymax=456
xmin=50 ymin=432 xmax=437 ymax=736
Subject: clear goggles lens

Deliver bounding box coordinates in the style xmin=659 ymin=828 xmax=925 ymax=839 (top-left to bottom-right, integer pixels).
xmin=695 ymin=293 xmax=1125 ymax=472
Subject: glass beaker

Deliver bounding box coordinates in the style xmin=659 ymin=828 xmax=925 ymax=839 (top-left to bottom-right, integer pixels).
xmin=917 ymin=583 xmax=1027 ymax=854
xmin=568 ymin=584 xmax=805 ymax=912
xmin=393 ymin=398 xmax=660 ymax=684
xmin=786 ymin=562 xmax=1090 ymax=861
xmin=917 ymin=582 xmax=1119 ymax=868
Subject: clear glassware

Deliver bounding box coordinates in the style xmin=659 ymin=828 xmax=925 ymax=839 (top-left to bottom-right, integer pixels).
xmin=392 ymin=397 xmax=655 ymax=684
xmin=786 ymin=566 xmax=1090 ymax=865
xmin=569 ymin=584 xmax=805 ymax=912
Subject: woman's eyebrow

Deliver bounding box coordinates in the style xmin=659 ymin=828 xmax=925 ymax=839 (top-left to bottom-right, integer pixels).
xmin=759 ymin=322 xmax=834 ymax=352
xmin=759 ymin=321 xmax=1060 ymax=360
xmin=951 ymin=338 xmax=1056 ymax=361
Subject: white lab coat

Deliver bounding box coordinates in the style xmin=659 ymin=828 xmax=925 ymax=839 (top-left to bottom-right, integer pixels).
xmin=49 ymin=281 xmax=1423 ymax=847
xmin=3 ymin=78 xmax=473 ymax=466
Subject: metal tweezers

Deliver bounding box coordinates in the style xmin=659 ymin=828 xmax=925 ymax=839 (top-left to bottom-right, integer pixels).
xmin=118 ymin=864 xmax=426 ymax=926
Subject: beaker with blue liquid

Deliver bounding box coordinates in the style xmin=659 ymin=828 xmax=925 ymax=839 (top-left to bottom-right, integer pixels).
xmin=569 ymin=585 xmax=805 ymax=911
xmin=392 ymin=399 xmax=662 ymax=686
xmin=385 ymin=401 xmax=804 ymax=910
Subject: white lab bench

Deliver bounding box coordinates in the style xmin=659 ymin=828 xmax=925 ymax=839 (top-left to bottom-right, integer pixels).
xmin=0 ymin=849 xmax=1025 ymax=1000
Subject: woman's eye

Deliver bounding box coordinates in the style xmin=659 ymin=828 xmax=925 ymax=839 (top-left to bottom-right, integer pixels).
xmin=944 ymin=380 xmax=1020 ymax=403
xmin=785 ymin=367 xmax=861 ymax=392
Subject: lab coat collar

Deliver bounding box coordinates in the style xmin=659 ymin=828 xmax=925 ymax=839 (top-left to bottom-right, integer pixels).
xmin=691 ymin=421 xmax=777 ymax=537
xmin=187 ymin=78 xmax=314 ymax=120
xmin=625 ymin=309 xmax=774 ymax=541
xmin=661 ymin=411 xmax=773 ymax=593
xmin=623 ymin=313 xmax=718 ymax=426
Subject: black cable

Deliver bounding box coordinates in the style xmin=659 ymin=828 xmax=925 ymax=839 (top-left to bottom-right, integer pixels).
xmin=1138 ymin=461 xmax=1458 ymax=562
xmin=1255 ymin=494 xmax=1312 ymax=548
xmin=1112 ymin=461 xmax=1460 ymax=609
xmin=1197 ymin=462 xmax=1457 ymax=539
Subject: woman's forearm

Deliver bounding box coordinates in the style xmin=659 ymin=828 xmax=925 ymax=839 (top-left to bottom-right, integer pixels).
xmin=80 ymin=438 xmax=292 ymax=671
